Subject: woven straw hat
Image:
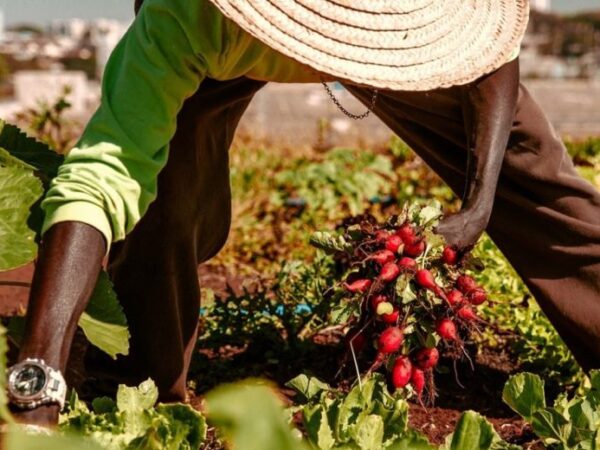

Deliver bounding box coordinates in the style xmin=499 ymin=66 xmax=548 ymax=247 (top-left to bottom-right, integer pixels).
xmin=207 ymin=0 xmax=529 ymax=91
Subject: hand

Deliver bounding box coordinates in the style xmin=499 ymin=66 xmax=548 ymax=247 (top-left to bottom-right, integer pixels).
xmin=436 ymin=209 xmax=488 ymax=250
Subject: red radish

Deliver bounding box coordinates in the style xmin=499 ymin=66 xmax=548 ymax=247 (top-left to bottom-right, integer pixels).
xmin=468 ymin=288 xmax=487 ymax=306
xmin=456 ymin=275 xmax=477 ymax=294
xmin=381 ymin=308 xmax=400 ymax=324
xmin=397 ymin=223 xmax=417 ymax=245
xmin=380 ymin=262 xmax=401 ymax=282
xmin=385 ymin=235 xmax=403 ymax=253
xmin=411 ymin=368 xmax=426 ymax=395
xmin=370 ymin=294 xmax=388 ymax=311
xmin=404 ymin=240 xmax=426 ymax=257
xmin=398 ymin=257 xmax=417 ymax=272
xmin=391 ymin=357 xmax=412 ymax=389
xmin=378 ymin=327 xmax=404 ymax=354
xmin=370 ymin=249 xmax=395 ymax=266
xmin=457 ymin=305 xmax=479 ymax=322
xmin=436 ymin=319 xmax=458 ymax=341
xmin=375 ymin=230 xmax=391 ymax=242
xmin=414 ymin=347 xmax=439 ymax=370
xmin=376 ymin=302 xmax=394 ymax=316
xmin=446 ymin=289 xmax=464 ymax=306
xmin=345 ymin=328 xmax=367 ymax=353
xmin=442 ymin=246 xmax=458 ymax=265
xmin=344 ymin=278 xmax=372 ymax=293
xmin=415 ymin=269 xmax=447 ymax=301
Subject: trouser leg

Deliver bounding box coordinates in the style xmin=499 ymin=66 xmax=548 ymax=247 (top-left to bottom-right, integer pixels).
xmin=348 ymin=83 xmax=600 ymax=370
xmin=85 ymin=77 xmax=266 ymax=401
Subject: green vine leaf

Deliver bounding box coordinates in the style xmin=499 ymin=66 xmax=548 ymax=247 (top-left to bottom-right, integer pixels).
xmin=79 ymin=271 xmax=130 ymax=359
xmin=0 ymin=165 xmax=43 ymax=270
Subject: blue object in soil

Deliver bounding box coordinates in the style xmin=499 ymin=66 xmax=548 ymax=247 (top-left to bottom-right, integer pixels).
xmin=274 ymin=304 xmax=313 ymax=316
xmin=285 ymin=197 xmax=307 ymax=207
xmin=369 ymin=195 xmax=394 ymax=204
xmin=200 ymin=304 xmax=313 ymax=317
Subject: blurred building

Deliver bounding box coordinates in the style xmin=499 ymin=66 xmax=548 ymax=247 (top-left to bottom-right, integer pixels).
xmin=89 ymin=19 xmax=129 ymax=78
xmin=531 ymin=0 xmax=551 ymax=11
xmin=0 ymin=9 xmax=4 ymax=42
xmin=13 ymin=70 xmax=94 ymax=115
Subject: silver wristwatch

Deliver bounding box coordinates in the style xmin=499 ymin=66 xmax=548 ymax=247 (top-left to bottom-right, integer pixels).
xmin=7 ymin=358 xmax=67 ymax=410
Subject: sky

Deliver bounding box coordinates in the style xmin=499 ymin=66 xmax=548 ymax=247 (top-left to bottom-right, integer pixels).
xmin=0 ymin=0 xmax=597 ymax=26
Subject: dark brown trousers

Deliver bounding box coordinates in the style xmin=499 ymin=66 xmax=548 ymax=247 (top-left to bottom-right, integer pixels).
xmin=87 ymin=77 xmax=600 ymax=401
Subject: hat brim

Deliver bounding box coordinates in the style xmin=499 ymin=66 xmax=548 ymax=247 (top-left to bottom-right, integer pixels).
xmin=208 ymin=0 xmax=529 ymax=91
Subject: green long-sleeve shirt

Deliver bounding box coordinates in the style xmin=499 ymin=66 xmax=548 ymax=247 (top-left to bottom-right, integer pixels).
xmin=41 ymin=0 xmax=519 ymax=247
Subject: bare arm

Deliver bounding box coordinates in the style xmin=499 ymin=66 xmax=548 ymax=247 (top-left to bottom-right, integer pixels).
xmin=12 ymin=222 xmax=105 ymax=426
xmin=437 ymin=58 xmax=520 ymax=249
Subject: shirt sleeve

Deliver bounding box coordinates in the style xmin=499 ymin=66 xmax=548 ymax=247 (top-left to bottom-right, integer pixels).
xmin=41 ymin=0 xmax=216 ymax=247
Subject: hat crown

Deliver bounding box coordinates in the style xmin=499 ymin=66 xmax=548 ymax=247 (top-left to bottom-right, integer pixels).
xmin=209 ymin=0 xmax=530 ymax=90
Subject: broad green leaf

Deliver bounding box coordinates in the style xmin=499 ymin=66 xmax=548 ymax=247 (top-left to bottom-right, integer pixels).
xmin=568 ymin=399 xmax=597 ymax=434
xmin=531 ymin=408 xmax=571 ymax=445
xmin=155 ymin=403 xmax=207 ymax=450
xmin=79 ymin=271 xmax=130 ymax=359
xmin=316 ymin=409 xmax=335 ymax=450
xmin=206 ymin=379 xmax=310 ymax=450
xmin=352 ymin=414 xmax=384 ymax=450
xmin=116 ymin=379 xmax=159 ymax=413
xmin=449 ymin=411 xmax=519 ymax=450
xmin=388 ymin=430 xmax=436 ymax=450
xmin=0 ymin=325 xmax=13 ymax=423
xmin=590 ymin=371 xmax=600 ymax=392
xmin=0 ymin=120 xmax=64 ymax=180
xmin=5 ymin=431 xmax=103 ymax=450
xmin=373 ymin=399 xmax=409 ymax=443
xmin=416 ymin=203 xmax=442 ymax=227
xmin=286 ymin=374 xmax=331 ymax=402
xmin=502 ymin=373 xmax=546 ymax=420
xmin=0 ymin=165 xmax=42 ymax=270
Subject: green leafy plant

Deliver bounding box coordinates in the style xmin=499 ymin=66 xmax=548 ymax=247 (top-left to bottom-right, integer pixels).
xmin=287 ymin=373 xmax=433 ymax=450
xmin=59 ymin=379 xmax=206 ymax=450
xmin=503 ymin=371 xmax=600 ymax=449
xmin=271 ymin=147 xmax=396 ymax=222
xmin=287 ymin=373 xmax=519 ymax=450
xmin=199 ymin=253 xmax=338 ymax=352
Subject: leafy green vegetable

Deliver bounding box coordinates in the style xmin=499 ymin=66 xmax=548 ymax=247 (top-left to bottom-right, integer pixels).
xmin=503 ymin=370 xmax=600 ymax=449
xmin=60 ymin=379 xmax=206 ymax=449
xmin=502 ymin=372 xmax=546 ymax=420
xmin=289 ymin=374 xmax=425 ymax=449
xmin=444 ymin=411 xmax=520 ymax=450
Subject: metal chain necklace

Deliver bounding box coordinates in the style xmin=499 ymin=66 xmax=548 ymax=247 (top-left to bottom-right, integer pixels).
xmin=321 ymin=81 xmax=378 ymax=120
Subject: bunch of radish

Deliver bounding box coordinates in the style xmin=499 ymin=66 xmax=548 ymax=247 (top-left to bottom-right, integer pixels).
xmin=311 ymin=204 xmax=489 ymax=403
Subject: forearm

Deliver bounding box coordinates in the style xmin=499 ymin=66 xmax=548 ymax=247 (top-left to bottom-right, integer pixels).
xmin=462 ymin=58 xmax=520 ymax=222
xmin=19 ymin=222 xmax=106 ymax=370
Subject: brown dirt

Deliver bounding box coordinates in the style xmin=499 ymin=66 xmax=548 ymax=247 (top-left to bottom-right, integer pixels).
xmin=0 ymin=264 xmax=33 ymax=316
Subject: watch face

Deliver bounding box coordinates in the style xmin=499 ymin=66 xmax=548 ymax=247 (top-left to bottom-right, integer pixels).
xmin=11 ymin=364 xmax=47 ymax=398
